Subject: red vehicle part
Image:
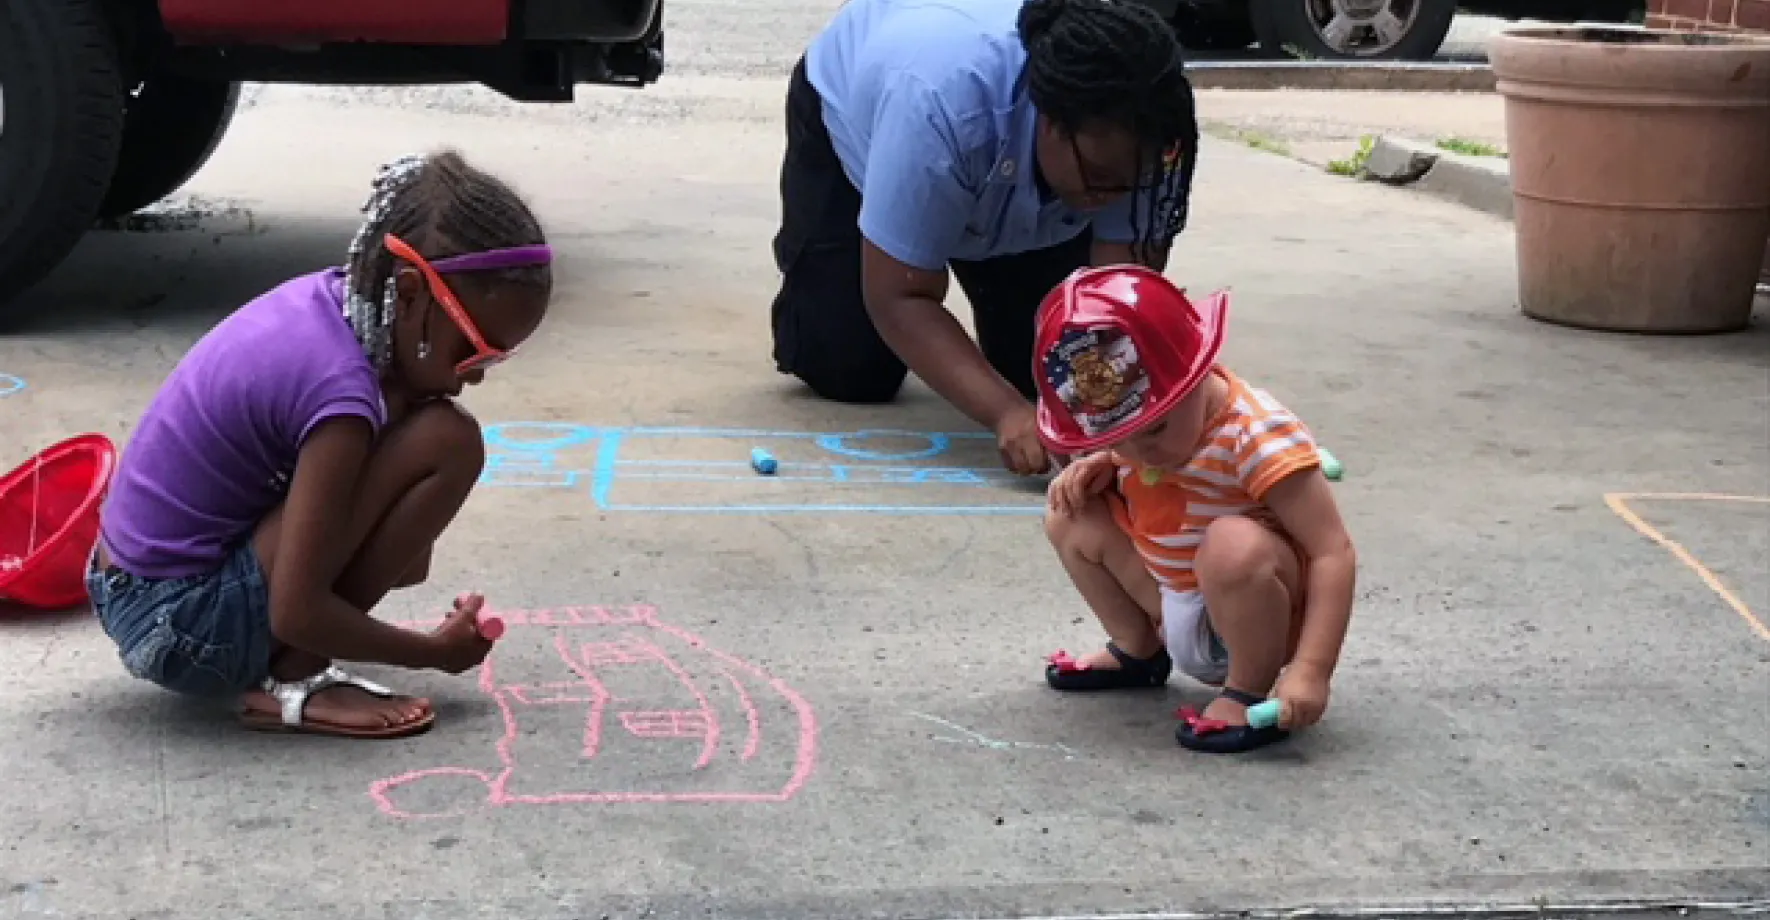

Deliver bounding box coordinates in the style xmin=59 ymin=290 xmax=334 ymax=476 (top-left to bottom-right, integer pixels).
xmin=157 ymin=0 xmax=512 ymax=45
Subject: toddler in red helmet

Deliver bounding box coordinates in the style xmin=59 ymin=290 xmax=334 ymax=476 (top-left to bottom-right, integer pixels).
xmin=1035 ymin=265 xmax=1358 ymax=754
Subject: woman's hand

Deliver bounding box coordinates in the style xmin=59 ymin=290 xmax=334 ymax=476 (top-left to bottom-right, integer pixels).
xmin=427 ymin=592 xmax=495 ymax=675
xmin=1046 ymin=451 xmax=1118 ymax=517
xmin=993 ymin=403 xmax=1052 ymax=476
xmin=859 ymin=240 xmax=1044 ymax=467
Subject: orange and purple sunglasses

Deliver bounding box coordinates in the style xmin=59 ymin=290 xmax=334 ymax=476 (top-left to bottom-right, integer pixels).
xmin=383 ymin=233 xmax=553 ymax=376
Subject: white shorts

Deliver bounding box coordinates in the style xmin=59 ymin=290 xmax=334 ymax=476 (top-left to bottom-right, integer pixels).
xmin=1161 ymin=588 xmax=1230 ymax=685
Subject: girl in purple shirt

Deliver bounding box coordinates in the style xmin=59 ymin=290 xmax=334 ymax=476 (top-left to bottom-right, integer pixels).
xmin=89 ymin=150 xmax=553 ymax=739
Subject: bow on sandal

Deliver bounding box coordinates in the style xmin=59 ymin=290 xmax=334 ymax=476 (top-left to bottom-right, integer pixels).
xmin=239 ymin=666 xmax=435 ymax=739
xmin=1045 ymin=642 xmax=1172 ymax=691
xmin=1176 ymin=686 xmax=1290 ymax=754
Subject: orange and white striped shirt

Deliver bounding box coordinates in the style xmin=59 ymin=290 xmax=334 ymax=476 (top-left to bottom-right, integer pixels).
xmin=1107 ymin=366 xmax=1320 ymax=593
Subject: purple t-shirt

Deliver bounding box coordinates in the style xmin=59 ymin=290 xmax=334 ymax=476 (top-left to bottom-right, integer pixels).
xmin=100 ymin=269 xmax=386 ymax=579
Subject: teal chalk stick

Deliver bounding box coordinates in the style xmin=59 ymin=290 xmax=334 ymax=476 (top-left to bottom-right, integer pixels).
xmin=1318 ymin=447 xmax=1343 ymax=481
xmin=1246 ymin=699 xmax=1284 ymax=729
xmin=750 ymin=447 xmax=778 ymax=475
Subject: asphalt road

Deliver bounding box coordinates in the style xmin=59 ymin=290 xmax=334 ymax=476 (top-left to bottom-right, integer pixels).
xmin=0 ymin=5 xmax=1765 ymax=920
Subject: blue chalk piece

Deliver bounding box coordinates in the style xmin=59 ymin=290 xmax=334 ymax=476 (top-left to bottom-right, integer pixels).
xmin=1246 ymin=699 xmax=1284 ymax=729
xmin=749 ymin=447 xmax=778 ymax=475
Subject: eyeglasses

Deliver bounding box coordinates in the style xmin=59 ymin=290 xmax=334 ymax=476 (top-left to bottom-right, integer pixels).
xmin=1071 ymin=137 xmax=1183 ymax=198
xmin=387 ymin=233 xmax=545 ymax=376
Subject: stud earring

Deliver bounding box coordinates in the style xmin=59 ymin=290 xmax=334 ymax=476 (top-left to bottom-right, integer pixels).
xmin=416 ymin=341 xmax=431 ymax=360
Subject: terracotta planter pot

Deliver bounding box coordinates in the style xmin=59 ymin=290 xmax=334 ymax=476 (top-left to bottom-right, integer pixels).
xmin=1489 ymin=27 xmax=1770 ymax=333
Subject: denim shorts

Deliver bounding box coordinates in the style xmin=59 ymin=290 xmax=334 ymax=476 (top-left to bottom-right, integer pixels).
xmin=87 ymin=541 xmax=275 ymax=698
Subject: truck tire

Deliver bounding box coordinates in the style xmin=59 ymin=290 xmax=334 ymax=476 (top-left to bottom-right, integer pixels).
xmin=1249 ymin=0 xmax=1458 ymax=60
xmin=0 ymin=0 xmax=126 ymax=316
xmin=99 ymin=74 xmax=240 ymax=219
xmin=1181 ymin=21 xmax=1258 ymax=50
xmin=1173 ymin=6 xmax=1259 ymax=51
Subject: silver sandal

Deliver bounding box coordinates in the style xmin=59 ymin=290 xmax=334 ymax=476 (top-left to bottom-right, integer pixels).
xmin=240 ymin=665 xmax=435 ymax=739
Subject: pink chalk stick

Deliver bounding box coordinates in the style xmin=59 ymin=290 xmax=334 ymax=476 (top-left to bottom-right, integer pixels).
xmin=477 ymin=612 xmax=506 ymax=641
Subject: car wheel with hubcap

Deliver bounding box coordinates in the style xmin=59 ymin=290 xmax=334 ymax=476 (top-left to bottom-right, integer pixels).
xmin=1251 ymin=0 xmax=1458 ymax=60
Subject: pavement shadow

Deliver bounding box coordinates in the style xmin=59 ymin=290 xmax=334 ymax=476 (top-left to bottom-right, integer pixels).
xmin=4 ymin=197 xmax=355 ymax=338
xmin=1433 ymin=295 xmax=1770 ymax=379
xmin=0 ymin=601 xmax=92 ymax=623
xmin=1588 ymin=305 xmax=1770 ymax=373
xmin=75 ymin=664 xmax=500 ymax=750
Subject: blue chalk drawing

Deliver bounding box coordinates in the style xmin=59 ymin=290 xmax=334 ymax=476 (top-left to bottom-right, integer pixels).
xmin=0 ymin=374 xmax=24 ymax=398
xmin=815 ymin=429 xmax=948 ymax=461
xmin=479 ymin=423 xmax=1043 ymax=515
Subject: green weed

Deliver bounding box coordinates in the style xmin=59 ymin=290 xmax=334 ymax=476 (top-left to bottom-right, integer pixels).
xmin=1436 ymin=136 xmax=1508 ymax=158
xmin=1326 ymin=135 xmax=1376 ymax=177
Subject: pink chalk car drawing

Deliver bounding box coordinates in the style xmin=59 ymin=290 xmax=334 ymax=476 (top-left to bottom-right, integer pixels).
xmin=368 ymin=604 xmax=819 ymax=819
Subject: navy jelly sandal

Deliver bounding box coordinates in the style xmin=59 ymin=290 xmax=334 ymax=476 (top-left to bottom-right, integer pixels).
xmin=1175 ymin=686 xmax=1291 ymax=754
xmin=1045 ymin=642 xmax=1172 ymax=691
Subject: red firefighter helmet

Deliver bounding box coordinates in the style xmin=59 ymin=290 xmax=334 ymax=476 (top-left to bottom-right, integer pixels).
xmin=1032 ymin=265 xmax=1230 ymax=454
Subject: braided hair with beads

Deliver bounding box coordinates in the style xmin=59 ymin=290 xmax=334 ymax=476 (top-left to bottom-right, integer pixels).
xmin=342 ymin=150 xmax=550 ymax=372
xmin=1018 ymin=0 xmax=1199 ymax=266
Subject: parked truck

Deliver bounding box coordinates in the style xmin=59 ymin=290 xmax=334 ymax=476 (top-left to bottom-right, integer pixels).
xmin=0 ymin=0 xmax=664 ymax=320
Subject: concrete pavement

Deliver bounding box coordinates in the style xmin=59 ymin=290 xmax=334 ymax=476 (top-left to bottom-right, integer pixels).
xmin=0 ymin=70 xmax=1767 ymax=920
xmin=1197 ymin=88 xmax=1507 ymax=174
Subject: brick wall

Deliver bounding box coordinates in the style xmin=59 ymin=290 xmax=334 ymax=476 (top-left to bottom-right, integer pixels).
xmin=1646 ymin=0 xmax=1770 ymax=31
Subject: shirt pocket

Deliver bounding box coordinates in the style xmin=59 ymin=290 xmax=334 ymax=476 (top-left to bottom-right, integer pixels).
xmin=963 ymin=179 xmax=1015 ymax=246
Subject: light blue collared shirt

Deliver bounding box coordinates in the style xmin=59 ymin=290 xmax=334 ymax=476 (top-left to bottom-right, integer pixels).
xmin=805 ymin=0 xmax=1182 ymax=272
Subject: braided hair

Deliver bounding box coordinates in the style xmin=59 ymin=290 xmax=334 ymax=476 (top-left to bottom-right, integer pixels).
xmin=1019 ymin=0 xmax=1199 ymax=266
xmin=342 ymin=149 xmax=549 ymax=372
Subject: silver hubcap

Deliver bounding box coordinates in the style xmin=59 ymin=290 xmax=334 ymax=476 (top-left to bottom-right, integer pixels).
xmin=1307 ymin=0 xmax=1419 ymax=55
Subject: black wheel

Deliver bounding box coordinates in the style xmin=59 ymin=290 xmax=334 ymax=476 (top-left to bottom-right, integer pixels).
xmin=1168 ymin=2 xmax=1258 ymax=51
xmin=0 ymin=0 xmax=126 ymax=316
xmin=98 ymin=73 xmax=240 ymax=219
xmin=1249 ymin=0 xmax=1458 ymax=60
xmin=1178 ymin=18 xmax=1258 ymax=51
